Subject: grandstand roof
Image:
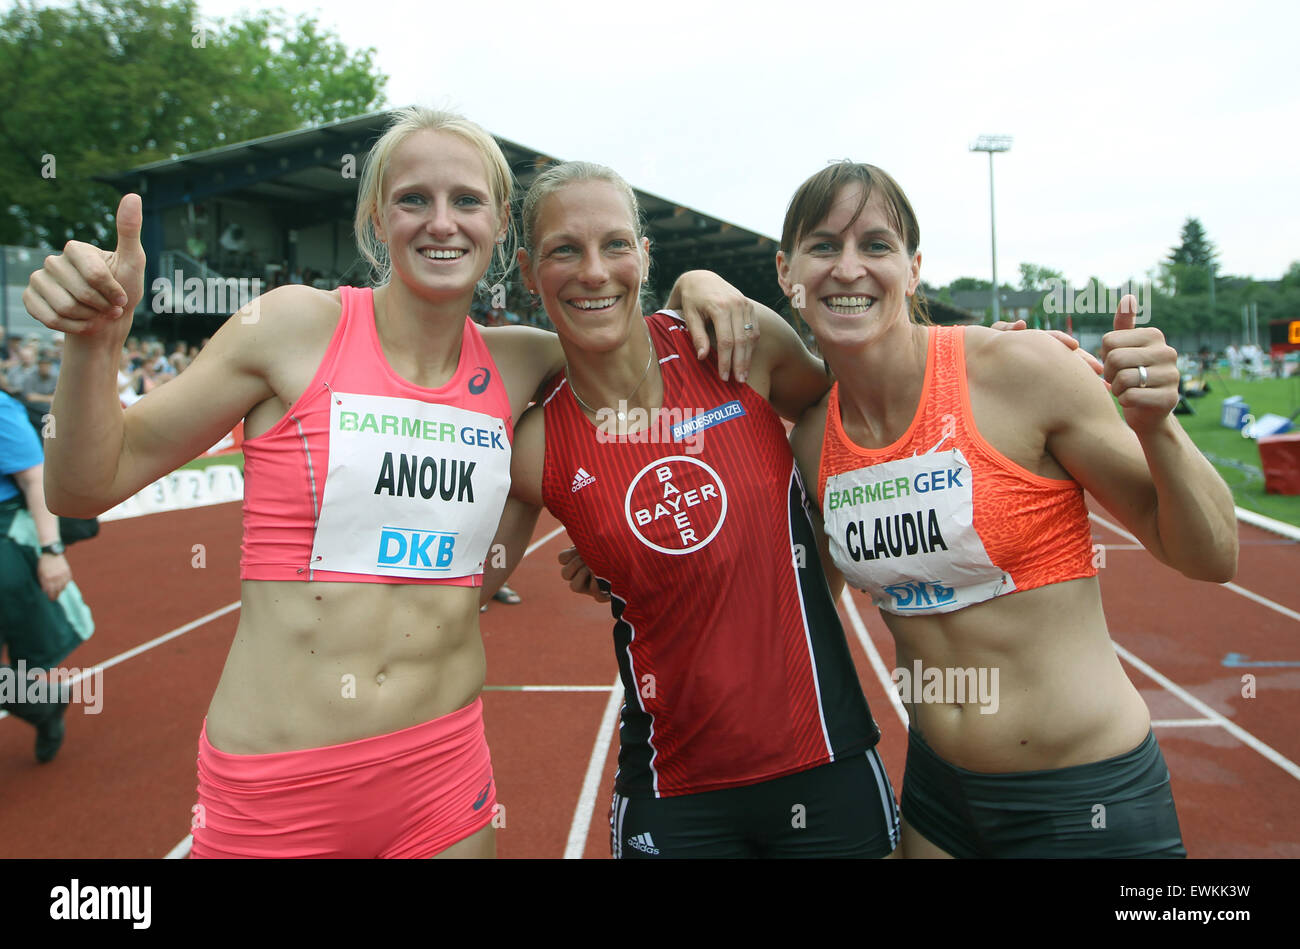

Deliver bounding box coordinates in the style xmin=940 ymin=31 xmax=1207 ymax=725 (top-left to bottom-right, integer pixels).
xmin=97 ymin=109 xmax=786 ymax=310
xmin=98 ymin=108 xmax=976 ymax=324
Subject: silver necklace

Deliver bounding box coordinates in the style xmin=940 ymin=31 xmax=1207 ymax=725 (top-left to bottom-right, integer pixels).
xmin=567 ymin=324 xmax=656 ymax=423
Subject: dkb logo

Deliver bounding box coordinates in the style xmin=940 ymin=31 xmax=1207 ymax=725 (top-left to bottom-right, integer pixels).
xmin=378 ymin=527 xmax=456 ymax=570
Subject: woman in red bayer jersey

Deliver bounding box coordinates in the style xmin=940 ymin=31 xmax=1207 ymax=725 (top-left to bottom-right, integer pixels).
xmin=490 ymin=161 xmax=901 ymax=858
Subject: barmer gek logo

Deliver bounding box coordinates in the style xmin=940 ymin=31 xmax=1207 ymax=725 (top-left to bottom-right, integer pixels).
xmin=468 ymin=367 xmax=490 ymax=395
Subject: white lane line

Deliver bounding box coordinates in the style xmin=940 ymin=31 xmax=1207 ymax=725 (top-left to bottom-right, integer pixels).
xmin=1 ymin=601 xmax=242 ymax=723
xmin=1115 ymin=643 xmax=1300 ymax=782
xmin=1089 ymin=512 xmax=1300 ymax=624
xmin=165 ymin=835 xmax=193 ymax=859
xmin=524 ymin=525 xmax=567 ymax=558
xmin=483 ymin=685 xmax=614 ymax=692
xmin=564 ymin=676 xmax=623 ymax=860
xmin=1235 ymin=506 xmax=1300 ymax=542
xmin=1151 ymin=719 xmax=1221 ymax=728
xmin=839 ymin=589 xmax=908 ymax=729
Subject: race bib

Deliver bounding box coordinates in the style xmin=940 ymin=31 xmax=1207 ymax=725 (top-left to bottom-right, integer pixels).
xmin=823 ymin=448 xmax=1012 ymax=614
xmin=310 ymin=392 xmax=510 ymax=579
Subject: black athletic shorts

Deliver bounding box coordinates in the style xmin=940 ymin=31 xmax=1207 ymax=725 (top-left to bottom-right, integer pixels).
xmin=900 ymin=726 xmax=1186 ymax=858
xmin=609 ymin=748 xmax=899 ymax=858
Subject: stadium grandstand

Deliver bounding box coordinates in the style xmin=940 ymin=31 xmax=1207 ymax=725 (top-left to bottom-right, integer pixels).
xmin=89 ymin=108 xmax=976 ymax=340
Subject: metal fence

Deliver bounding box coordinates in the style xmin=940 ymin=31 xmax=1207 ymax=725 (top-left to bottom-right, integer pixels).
xmin=1 ymin=246 xmax=57 ymax=344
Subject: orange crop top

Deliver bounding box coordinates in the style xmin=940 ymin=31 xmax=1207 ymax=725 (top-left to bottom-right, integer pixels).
xmin=817 ymin=326 xmax=1096 ymax=615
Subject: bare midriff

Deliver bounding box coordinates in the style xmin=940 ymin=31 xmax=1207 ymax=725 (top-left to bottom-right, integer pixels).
xmin=887 ymin=575 xmax=1151 ymax=772
xmin=205 ymin=579 xmax=484 ymax=754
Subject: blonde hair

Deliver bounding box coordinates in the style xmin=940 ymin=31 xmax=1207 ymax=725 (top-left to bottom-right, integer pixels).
xmin=353 ymin=107 xmax=516 ymax=287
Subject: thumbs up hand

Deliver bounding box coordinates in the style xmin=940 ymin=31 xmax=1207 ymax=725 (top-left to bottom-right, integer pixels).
xmin=1100 ymin=294 xmax=1180 ymax=434
xmin=23 ymin=193 xmax=147 ymax=341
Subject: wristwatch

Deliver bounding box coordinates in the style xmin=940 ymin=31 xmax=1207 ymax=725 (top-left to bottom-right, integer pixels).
xmin=39 ymin=541 xmax=66 ymax=556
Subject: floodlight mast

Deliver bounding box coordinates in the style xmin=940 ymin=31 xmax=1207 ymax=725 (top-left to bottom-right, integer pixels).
xmin=970 ymin=135 xmax=1013 ymax=322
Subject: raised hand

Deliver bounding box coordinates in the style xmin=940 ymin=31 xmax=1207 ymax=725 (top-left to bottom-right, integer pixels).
xmin=1101 ymin=294 xmax=1179 ymax=434
xmin=23 ymin=193 xmax=147 ymax=340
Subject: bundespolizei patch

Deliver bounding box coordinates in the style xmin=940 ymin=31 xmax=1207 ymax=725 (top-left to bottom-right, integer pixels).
xmin=670 ymin=400 xmax=745 ymax=441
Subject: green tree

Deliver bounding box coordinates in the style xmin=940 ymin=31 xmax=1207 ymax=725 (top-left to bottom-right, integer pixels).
xmin=0 ymin=0 xmax=387 ymax=247
xmin=1017 ymin=262 xmax=1064 ymax=291
xmin=1281 ymin=260 xmax=1300 ymax=291
xmin=948 ymin=276 xmax=992 ymax=292
xmin=1164 ymin=217 xmax=1219 ymax=295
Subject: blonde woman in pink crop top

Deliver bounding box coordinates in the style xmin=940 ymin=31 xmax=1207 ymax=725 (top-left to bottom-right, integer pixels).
xmin=22 ymin=108 xmax=745 ymax=859
xmin=782 ymin=162 xmax=1238 ymax=859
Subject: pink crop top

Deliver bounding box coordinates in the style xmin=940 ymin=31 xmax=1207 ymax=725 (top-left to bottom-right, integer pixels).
xmin=240 ymin=286 xmax=514 ymax=584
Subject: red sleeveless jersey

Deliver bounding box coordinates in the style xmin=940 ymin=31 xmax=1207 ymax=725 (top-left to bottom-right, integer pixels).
xmin=542 ymin=310 xmax=879 ymax=798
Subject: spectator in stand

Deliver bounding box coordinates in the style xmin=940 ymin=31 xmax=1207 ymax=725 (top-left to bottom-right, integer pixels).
xmin=169 ymin=341 xmax=191 ymax=374
xmin=117 ymin=349 xmax=143 ymax=407
xmin=21 ymin=350 xmax=59 ymax=407
xmin=146 ymin=342 xmax=171 ymax=377
xmin=6 ymin=342 xmax=37 ymax=392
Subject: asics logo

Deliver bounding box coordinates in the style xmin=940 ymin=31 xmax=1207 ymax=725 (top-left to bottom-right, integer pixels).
xmin=469 ymin=367 xmax=491 ymax=395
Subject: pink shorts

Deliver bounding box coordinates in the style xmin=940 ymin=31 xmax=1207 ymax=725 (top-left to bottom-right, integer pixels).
xmin=190 ymin=698 xmax=496 ymax=858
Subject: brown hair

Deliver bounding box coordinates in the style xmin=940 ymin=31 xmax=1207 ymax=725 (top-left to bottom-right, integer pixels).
xmin=780 ymin=162 xmax=930 ymax=324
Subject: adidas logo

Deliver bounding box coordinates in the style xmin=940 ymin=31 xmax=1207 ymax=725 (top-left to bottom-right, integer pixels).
xmin=571 ymin=467 xmax=596 ymax=493
xmin=626 ymin=832 xmax=659 ymax=855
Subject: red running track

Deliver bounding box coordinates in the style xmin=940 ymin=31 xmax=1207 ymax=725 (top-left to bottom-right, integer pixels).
xmin=0 ymin=500 xmax=1295 ymax=858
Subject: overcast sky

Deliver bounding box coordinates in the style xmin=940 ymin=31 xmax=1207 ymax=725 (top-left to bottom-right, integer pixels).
xmin=200 ymin=0 xmax=1300 ymax=290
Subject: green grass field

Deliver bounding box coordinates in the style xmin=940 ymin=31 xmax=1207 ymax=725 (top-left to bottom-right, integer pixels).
xmin=1174 ymin=374 xmax=1300 ymax=526
xmin=180 ymin=452 xmax=244 ymax=473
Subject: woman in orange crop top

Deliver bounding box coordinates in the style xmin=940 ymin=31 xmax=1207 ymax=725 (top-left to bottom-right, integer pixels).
xmin=781 ymin=162 xmax=1238 ymax=858
xmin=23 ymin=107 xmax=740 ymax=859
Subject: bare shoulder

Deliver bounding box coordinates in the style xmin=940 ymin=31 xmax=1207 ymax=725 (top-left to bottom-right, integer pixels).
xmin=963 ymin=325 xmax=1099 ymax=423
xmin=211 ymin=284 xmax=342 ymax=374
xmin=480 ymin=324 xmax=561 ymax=362
xmin=479 ymin=324 xmax=564 ymax=407
xmin=238 ymin=285 xmax=341 ymax=344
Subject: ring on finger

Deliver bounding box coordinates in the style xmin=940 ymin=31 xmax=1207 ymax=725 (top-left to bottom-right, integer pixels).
xmin=1138 ymin=365 xmax=1148 ymax=388
xmin=743 ymin=322 xmax=754 ymax=332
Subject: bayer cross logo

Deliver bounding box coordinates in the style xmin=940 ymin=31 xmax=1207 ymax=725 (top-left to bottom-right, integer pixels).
xmin=468 ymin=367 xmax=490 ymax=395
xmin=623 ymin=456 xmax=728 ymax=555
